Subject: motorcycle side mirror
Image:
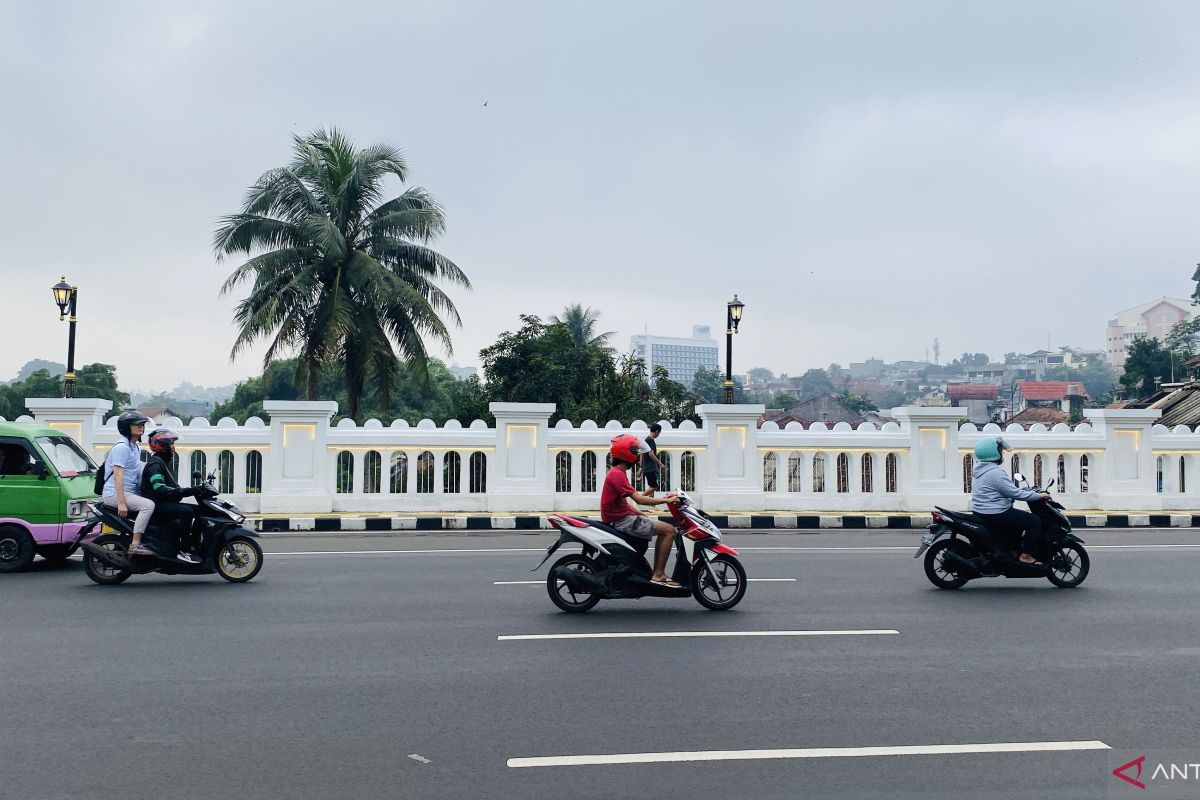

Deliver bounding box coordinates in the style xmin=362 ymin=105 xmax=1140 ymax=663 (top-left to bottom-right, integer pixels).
xmin=192 ymin=470 xmax=203 ymax=485
xmin=1013 ymin=472 xmax=1027 ymax=488
xmin=1046 ymin=478 xmax=1056 ymax=490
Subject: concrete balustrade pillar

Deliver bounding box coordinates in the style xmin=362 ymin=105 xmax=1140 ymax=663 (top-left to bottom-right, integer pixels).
xmin=487 ymin=403 xmax=555 ymax=512
xmin=260 ymin=400 xmax=338 ymax=514
xmin=24 ymin=397 xmax=112 ymax=452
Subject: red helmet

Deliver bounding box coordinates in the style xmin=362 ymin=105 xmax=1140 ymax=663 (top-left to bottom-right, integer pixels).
xmin=148 ymin=429 xmax=180 ymax=455
xmin=609 ymin=434 xmax=644 ymax=464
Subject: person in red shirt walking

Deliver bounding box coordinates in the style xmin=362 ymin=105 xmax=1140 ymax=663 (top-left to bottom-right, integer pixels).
xmin=601 ymin=434 xmax=679 ymax=587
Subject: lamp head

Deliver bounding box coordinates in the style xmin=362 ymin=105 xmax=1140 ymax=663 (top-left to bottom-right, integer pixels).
xmin=728 ymin=294 xmax=745 ymax=331
xmin=52 ymin=277 xmax=71 ymax=319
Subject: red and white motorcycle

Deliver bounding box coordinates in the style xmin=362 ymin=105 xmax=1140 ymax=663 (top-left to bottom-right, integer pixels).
xmin=533 ymin=492 xmax=747 ymax=612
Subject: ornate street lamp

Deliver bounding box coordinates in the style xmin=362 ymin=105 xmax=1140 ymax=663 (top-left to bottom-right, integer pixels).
xmin=723 ymin=294 xmax=745 ymax=404
xmin=51 ymin=277 xmax=78 ymax=399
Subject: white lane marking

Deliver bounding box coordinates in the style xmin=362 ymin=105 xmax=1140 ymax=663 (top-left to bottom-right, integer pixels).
xmin=498 ymin=630 xmax=898 ymax=641
xmin=407 ymin=753 xmax=432 ymax=764
xmin=493 ymin=578 xmax=797 ymax=585
xmin=507 ymin=739 xmax=1111 ymax=768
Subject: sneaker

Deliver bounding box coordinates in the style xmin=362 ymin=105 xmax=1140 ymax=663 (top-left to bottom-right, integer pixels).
xmin=127 ymin=543 xmax=156 ymax=557
xmin=176 ymin=551 xmax=201 ymax=565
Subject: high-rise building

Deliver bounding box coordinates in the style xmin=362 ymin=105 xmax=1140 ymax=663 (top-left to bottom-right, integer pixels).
xmin=630 ymin=325 xmax=719 ymax=387
xmin=1106 ymin=296 xmax=1199 ymax=368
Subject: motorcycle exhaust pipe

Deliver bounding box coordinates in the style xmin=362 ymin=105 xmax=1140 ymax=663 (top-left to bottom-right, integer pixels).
xmin=552 ymin=566 xmax=603 ymax=593
xmin=941 ymin=549 xmax=982 ymax=578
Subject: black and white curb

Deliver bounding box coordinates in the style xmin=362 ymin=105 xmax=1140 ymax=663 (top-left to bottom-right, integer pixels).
xmin=251 ymin=513 xmax=1200 ymax=534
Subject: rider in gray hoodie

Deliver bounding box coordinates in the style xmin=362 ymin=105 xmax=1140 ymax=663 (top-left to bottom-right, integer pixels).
xmin=971 ymin=437 xmax=1052 ymax=565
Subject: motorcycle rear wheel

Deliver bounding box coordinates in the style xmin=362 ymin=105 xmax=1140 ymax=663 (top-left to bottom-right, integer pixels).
xmin=691 ymin=554 xmax=747 ymax=610
xmin=82 ymin=534 xmax=132 ymax=585
xmin=1046 ymin=541 xmax=1089 ymax=588
xmin=923 ymin=539 xmax=972 ymax=590
xmin=547 ymin=554 xmax=602 ymax=613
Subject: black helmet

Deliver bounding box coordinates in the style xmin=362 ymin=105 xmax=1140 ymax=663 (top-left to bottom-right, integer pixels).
xmin=116 ymin=411 xmax=151 ymax=439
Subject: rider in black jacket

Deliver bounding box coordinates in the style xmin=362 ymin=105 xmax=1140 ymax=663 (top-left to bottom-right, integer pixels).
xmin=140 ymin=429 xmax=201 ymax=564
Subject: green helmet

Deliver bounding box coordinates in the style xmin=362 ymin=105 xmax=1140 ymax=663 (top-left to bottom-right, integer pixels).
xmin=974 ymin=436 xmax=1008 ymax=462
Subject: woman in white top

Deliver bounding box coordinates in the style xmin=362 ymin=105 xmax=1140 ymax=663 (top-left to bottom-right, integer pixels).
xmin=102 ymin=411 xmax=156 ymax=556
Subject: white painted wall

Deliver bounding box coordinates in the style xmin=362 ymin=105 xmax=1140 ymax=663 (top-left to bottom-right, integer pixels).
xmin=16 ymin=399 xmax=1185 ymax=513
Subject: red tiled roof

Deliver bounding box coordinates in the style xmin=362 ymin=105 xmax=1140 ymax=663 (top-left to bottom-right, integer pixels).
xmin=947 ymin=383 xmax=999 ymax=400
xmin=1016 ymin=381 xmax=1090 ymax=400
xmin=1008 ymin=407 xmax=1068 ymax=425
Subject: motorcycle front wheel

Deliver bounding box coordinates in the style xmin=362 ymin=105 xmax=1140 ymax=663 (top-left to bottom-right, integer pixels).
xmin=923 ymin=539 xmax=972 ymax=590
xmin=215 ymin=536 xmax=263 ymax=583
xmin=547 ymin=554 xmax=602 ymax=613
xmin=691 ymin=554 xmax=747 ymax=610
xmin=82 ymin=534 xmax=132 ymax=585
xmin=1046 ymin=541 xmax=1089 ymax=588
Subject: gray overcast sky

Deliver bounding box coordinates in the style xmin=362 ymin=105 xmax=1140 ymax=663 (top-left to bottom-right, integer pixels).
xmin=3 ymin=0 xmax=1200 ymax=390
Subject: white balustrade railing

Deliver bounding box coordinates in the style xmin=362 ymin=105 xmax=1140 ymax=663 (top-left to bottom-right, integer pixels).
xmin=11 ymin=398 xmax=1192 ymax=514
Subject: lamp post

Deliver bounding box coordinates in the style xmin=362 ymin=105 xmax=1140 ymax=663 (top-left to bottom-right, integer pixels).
xmin=723 ymin=294 xmax=745 ymax=404
xmin=51 ymin=277 xmax=78 ymax=399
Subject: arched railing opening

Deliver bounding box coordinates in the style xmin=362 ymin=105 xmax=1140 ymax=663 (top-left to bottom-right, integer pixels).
xmin=390 ymin=452 xmax=408 ymax=493
xmin=217 ymin=450 xmax=234 ymax=494
xmin=582 ymin=452 xmax=598 ymax=493
xmin=363 ymin=451 xmax=382 ymax=493
xmin=680 ymin=451 xmax=696 ymax=492
xmin=335 ymin=451 xmax=353 ymax=493
xmin=763 ymin=452 xmax=777 ymax=492
xmin=416 ymin=451 xmax=435 ymax=494
xmin=469 ymin=452 xmax=487 ymax=493
xmin=885 ymin=453 xmax=898 ymax=493
xmin=443 ymin=452 xmax=461 ymax=494
xmin=555 ymin=451 xmax=571 ymax=493
xmin=245 ymin=450 xmax=262 ymax=493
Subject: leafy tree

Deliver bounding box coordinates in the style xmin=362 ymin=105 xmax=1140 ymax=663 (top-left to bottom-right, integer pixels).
xmin=879 ymin=389 xmax=908 ymax=410
xmin=748 ymin=367 xmax=774 ymax=381
xmin=1120 ymin=337 xmax=1172 ymax=399
xmin=214 ymin=128 xmax=469 ymax=420
xmin=548 ymin=304 xmax=614 ymax=347
xmin=797 ymin=368 xmax=834 ymax=401
xmin=691 ymin=366 xmax=725 ymax=404
xmin=0 ymin=364 xmax=129 ymax=419
xmin=837 ymin=389 xmax=878 ymax=413
xmin=1043 ymin=362 xmax=1118 ymax=405
xmin=953 ymin=352 xmax=990 ymax=368
xmin=769 ymin=390 xmax=797 ymax=409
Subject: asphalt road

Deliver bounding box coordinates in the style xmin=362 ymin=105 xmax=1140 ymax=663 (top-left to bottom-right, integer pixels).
xmin=2 ymin=529 xmax=1198 ymax=800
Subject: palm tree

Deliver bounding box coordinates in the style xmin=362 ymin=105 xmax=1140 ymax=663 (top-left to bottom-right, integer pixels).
xmin=549 ymin=304 xmax=614 ymax=347
xmin=214 ymin=129 xmax=469 ymax=419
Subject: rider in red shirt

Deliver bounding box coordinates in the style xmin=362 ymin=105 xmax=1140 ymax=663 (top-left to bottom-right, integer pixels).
xmin=601 ymin=434 xmax=679 ymax=587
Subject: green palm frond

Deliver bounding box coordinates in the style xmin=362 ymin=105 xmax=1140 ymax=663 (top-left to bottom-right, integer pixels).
xmin=215 ymin=127 xmax=467 ymax=410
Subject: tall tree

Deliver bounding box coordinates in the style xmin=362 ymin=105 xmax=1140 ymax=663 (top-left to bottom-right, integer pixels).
xmin=548 ymin=304 xmax=614 ymax=347
xmin=1120 ymin=337 xmax=1172 ymax=399
xmin=214 ymin=128 xmax=469 ymax=419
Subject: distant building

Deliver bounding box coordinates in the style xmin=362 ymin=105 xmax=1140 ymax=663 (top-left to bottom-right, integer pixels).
xmin=762 ymin=394 xmax=864 ymax=428
xmin=946 ymin=383 xmax=1003 ymax=425
xmin=1106 ymin=296 xmax=1199 ymax=368
xmin=1011 ymin=381 xmax=1089 ymax=417
xmin=630 ymin=325 xmax=719 ymax=387
xmin=848 ymin=357 xmax=885 ymax=380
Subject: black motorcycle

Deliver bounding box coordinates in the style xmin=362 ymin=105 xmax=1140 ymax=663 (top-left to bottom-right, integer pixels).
xmin=78 ymin=472 xmax=263 ymax=585
xmin=914 ymin=476 xmax=1089 ymax=589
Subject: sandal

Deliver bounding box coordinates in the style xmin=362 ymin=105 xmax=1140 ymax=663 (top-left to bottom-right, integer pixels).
xmin=1018 ymin=555 xmax=1044 ymax=566
xmin=650 ymin=577 xmax=683 ymax=589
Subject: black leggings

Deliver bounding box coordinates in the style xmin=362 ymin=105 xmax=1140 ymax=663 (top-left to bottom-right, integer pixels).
xmin=978 ymin=507 xmax=1043 ymax=557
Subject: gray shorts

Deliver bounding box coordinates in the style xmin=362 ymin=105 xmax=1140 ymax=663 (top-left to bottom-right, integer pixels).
xmin=612 ymin=514 xmax=656 ymax=540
